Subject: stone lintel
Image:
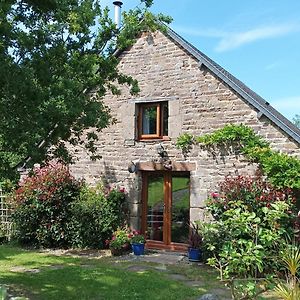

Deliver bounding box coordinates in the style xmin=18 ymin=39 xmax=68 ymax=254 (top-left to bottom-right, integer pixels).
xmin=137 ymin=161 xmax=196 ymax=172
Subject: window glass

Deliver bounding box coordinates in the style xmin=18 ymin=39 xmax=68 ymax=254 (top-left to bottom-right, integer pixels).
xmin=142 ymin=106 xmax=157 ymax=135
xmin=146 ymin=175 xmax=164 ymax=241
xmin=138 ymin=102 xmax=169 ymax=139
xmin=171 ymin=176 xmax=190 ymax=243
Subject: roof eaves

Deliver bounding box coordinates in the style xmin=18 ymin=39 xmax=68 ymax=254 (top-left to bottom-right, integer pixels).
xmin=164 ymin=25 xmax=300 ymax=145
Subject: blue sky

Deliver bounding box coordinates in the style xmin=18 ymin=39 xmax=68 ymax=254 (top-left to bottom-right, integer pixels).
xmin=104 ymin=0 xmax=300 ymax=121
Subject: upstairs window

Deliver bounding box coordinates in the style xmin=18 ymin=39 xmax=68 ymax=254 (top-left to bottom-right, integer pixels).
xmin=138 ymin=102 xmax=168 ymax=140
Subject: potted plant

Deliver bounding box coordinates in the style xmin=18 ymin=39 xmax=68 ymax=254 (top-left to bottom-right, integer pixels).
xmin=107 ymin=227 xmax=131 ymax=256
xmin=188 ymin=222 xmax=202 ymax=262
xmin=130 ymin=230 xmax=146 ymax=256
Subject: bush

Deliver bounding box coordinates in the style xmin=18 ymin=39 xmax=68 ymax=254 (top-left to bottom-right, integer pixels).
xmin=67 ymin=185 xmax=126 ymax=248
xmin=10 ymin=163 xmax=127 ymax=249
xmin=207 ymin=172 xmax=295 ymax=220
xmin=202 ymin=173 xmax=297 ymax=279
xmin=11 ymin=162 xmax=82 ymax=248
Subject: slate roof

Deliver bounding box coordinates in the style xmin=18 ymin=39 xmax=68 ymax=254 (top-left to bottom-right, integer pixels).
xmin=163 ymin=25 xmax=300 ymax=145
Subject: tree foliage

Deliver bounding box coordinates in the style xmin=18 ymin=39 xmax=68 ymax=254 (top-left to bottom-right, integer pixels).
xmin=0 ymin=0 xmax=171 ymax=182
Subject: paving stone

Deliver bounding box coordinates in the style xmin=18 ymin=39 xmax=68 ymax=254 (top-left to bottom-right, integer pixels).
xmin=139 ymin=253 xmax=185 ymax=265
xmin=10 ymin=266 xmax=40 ymax=274
xmin=11 ymin=267 xmax=35 ymax=273
xmin=48 ymin=264 xmax=65 ymax=270
xmin=154 ymin=265 xmax=168 ymax=272
xmin=197 ymin=294 xmax=220 ymax=300
xmin=10 ymin=267 xmax=27 ymax=273
xmin=185 ymin=280 xmax=204 ymax=287
xmin=25 ymin=269 xmax=40 ymax=274
xmin=126 ymin=265 xmax=151 ymax=272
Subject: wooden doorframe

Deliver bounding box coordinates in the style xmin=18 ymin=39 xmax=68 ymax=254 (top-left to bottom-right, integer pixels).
xmin=141 ymin=171 xmax=189 ymax=251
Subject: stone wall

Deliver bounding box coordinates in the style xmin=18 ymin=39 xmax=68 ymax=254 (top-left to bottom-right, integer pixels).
xmin=69 ymin=31 xmax=300 ymax=228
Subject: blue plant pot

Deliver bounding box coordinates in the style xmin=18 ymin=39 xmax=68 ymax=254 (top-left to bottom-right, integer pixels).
xmin=188 ymin=247 xmax=201 ymax=262
xmin=132 ymin=243 xmax=145 ymax=256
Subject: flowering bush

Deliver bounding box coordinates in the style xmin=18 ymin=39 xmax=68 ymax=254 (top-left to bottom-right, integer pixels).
xmin=203 ymin=173 xmax=297 ymax=278
xmin=207 ymin=173 xmax=295 ymax=220
xmin=11 ymin=163 xmax=127 ymax=248
xmin=11 ymin=162 xmax=81 ymax=248
xmin=130 ymin=230 xmax=146 ymax=244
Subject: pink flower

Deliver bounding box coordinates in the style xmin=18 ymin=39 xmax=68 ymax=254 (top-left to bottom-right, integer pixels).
xmin=211 ymin=192 xmax=219 ymax=198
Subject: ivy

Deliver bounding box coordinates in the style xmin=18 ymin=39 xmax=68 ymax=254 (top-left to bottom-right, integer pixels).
xmin=176 ymin=124 xmax=300 ymax=190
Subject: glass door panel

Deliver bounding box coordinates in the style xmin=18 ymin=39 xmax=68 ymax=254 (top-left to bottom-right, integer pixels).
xmin=171 ymin=176 xmax=190 ymax=243
xmin=146 ymin=175 xmax=164 ymax=241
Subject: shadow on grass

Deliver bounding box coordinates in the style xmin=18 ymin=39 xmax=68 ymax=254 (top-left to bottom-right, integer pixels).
xmin=1 ymin=265 xmax=203 ymax=300
xmin=0 ymin=245 xmax=216 ymax=299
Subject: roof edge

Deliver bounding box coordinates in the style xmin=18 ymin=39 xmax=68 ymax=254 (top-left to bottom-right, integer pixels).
xmin=163 ymin=24 xmax=300 ymax=145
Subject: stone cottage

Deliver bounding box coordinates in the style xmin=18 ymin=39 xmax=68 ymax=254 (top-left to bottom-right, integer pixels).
xmin=69 ymin=24 xmax=300 ymax=251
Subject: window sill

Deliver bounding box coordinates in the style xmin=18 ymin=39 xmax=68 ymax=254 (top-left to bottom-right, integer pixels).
xmin=137 ymin=136 xmax=171 ymax=142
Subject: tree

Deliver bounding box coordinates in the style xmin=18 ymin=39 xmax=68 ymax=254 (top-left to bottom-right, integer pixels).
xmin=293 ymin=114 xmax=300 ymax=128
xmin=0 ymin=0 xmax=171 ymax=183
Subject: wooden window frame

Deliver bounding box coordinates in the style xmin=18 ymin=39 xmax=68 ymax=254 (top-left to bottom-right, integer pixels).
xmin=137 ymin=102 xmax=168 ymax=140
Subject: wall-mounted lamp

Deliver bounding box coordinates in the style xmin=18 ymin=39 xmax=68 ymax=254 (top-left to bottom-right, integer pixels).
xmin=128 ymin=160 xmax=138 ymax=173
xmin=156 ymin=143 xmax=167 ymax=158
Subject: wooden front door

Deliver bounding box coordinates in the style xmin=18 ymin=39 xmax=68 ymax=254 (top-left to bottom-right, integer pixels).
xmin=141 ymin=171 xmax=190 ymax=251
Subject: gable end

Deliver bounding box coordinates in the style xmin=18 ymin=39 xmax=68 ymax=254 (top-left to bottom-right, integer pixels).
xmin=164 ymin=25 xmax=300 ymax=145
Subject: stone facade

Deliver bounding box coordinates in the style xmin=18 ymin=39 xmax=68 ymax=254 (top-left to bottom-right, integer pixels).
xmin=69 ymin=31 xmax=300 ymax=229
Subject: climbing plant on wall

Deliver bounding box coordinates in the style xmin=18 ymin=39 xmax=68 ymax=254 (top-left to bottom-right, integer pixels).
xmin=176 ymin=124 xmax=300 ymax=190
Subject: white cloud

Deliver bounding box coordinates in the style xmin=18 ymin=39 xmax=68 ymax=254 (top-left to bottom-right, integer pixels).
xmin=174 ymin=23 xmax=300 ymax=52
xmin=216 ymin=24 xmax=300 ymax=52
xmin=265 ymin=62 xmax=281 ymax=71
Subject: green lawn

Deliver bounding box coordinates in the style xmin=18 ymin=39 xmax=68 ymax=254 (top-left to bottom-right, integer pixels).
xmin=0 ymin=245 xmax=201 ymax=300
xmin=0 ymin=245 xmax=280 ymax=300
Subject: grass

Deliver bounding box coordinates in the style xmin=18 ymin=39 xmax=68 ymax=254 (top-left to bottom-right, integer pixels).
xmin=0 ymin=245 xmax=202 ymax=300
xmin=0 ymin=245 xmax=281 ymax=299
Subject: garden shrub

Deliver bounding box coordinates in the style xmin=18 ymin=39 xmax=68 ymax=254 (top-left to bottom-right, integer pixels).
xmin=67 ymin=185 xmax=126 ymax=248
xmin=11 ymin=163 xmax=82 ymax=248
xmin=11 ymin=163 xmax=127 ymax=249
xmin=202 ymin=173 xmax=297 ymax=278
